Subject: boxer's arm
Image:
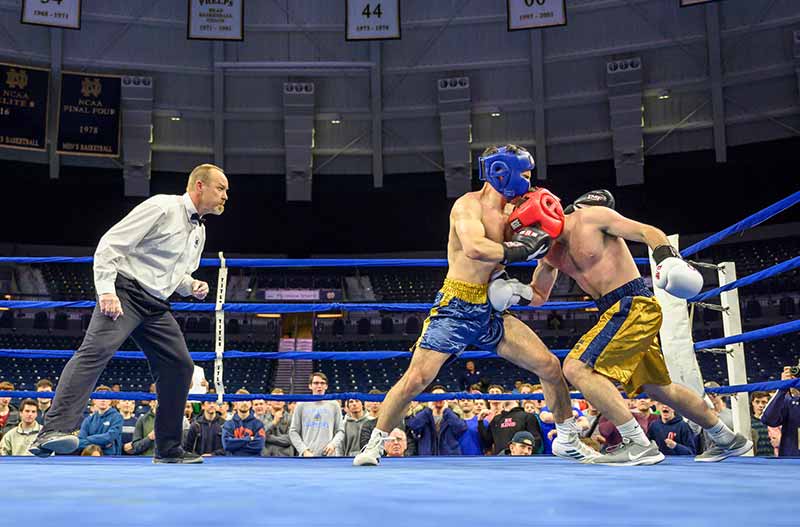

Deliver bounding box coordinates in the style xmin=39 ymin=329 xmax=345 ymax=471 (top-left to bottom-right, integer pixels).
xmin=583 ymin=206 xmax=669 ymax=250
xmin=453 ymin=199 xmax=504 ymax=262
xmin=529 ymin=259 xmax=558 ymax=306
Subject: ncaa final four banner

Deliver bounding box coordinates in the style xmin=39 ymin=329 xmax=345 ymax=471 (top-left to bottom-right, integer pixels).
xmin=0 ymin=63 xmax=49 ymax=152
xmin=57 ymin=72 xmax=121 ymax=157
xmin=187 ymin=0 xmax=244 ymax=41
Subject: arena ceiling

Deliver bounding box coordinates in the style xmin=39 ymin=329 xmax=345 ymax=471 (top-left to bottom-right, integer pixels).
xmin=0 ymin=0 xmax=797 ymax=185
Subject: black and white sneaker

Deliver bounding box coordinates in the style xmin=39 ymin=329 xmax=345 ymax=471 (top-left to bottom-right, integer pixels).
xmin=153 ymin=450 xmax=204 ymax=464
xmin=29 ymin=431 xmax=79 ymax=458
xmin=552 ymin=435 xmax=601 ymax=463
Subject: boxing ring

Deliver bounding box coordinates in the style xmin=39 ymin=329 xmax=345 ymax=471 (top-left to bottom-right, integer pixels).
xmin=1 ymin=189 xmax=800 ymax=527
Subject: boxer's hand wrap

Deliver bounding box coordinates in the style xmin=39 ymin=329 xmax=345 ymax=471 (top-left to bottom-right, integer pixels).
xmin=564 ymin=189 xmax=616 ymax=215
xmin=652 ymin=245 xmax=703 ymax=299
xmin=501 ymin=228 xmax=551 ymax=264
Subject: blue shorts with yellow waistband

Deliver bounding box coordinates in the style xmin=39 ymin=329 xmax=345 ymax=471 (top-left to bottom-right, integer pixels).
xmin=414 ymin=278 xmax=504 ymax=356
xmin=567 ymin=277 xmax=672 ymax=397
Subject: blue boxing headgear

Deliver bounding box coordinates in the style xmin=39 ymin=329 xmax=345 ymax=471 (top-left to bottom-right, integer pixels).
xmin=478 ymin=146 xmax=534 ymax=199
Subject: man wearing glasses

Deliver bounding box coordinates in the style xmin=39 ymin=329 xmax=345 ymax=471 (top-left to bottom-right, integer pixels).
xmin=289 ymin=372 xmax=345 ymax=457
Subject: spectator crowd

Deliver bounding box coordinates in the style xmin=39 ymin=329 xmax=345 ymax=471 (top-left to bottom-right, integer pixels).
xmin=1 ymin=364 xmax=799 ymax=459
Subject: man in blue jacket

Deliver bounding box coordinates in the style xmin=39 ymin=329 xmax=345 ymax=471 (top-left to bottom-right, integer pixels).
xmin=406 ymin=386 xmax=467 ymax=456
xmin=77 ymin=386 xmax=123 ymax=456
xmin=647 ymin=402 xmax=696 ymax=456
xmin=222 ymin=390 xmax=265 ymax=456
xmin=761 ymin=365 xmax=800 ymax=457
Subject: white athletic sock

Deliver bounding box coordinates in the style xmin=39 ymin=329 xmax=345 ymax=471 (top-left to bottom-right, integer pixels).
xmin=704 ymin=419 xmax=736 ymax=446
xmin=554 ymin=417 xmax=578 ymax=441
xmin=371 ymin=427 xmax=389 ymax=442
xmin=617 ymin=418 xmax=650 ymax=447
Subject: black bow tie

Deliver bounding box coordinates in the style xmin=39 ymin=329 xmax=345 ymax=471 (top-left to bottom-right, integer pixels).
xmin=191 ymin=213 xmax=205 ymax=225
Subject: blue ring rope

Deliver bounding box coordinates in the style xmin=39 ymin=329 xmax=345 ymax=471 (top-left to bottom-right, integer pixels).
xmin=0 ymin=300 xmax=597 ymax=312
xmin=0 ymin=349 xmax=572 ymax=361
xmin=688 ymin=255 xmax=800 ymax=303
xmin=0 ymin=256 xmax=652 ymax=268
xmin=2 ymin=319 xmax=797 ymax=360
xmin=693 ymin=319 xmax=800 ymax=350
xmin=3 ymin=378 xmax=798 ymax=403
xmin=681 ymin=190 xmax=800 ymax=257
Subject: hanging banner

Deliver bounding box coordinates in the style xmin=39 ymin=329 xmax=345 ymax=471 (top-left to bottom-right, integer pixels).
xmin=346 ymin=0 xmax=401 ymax=41
xmin=680 ymin=0 xmax=716 ymax=6
xmin=187 ymin=0 xmax=244 ymax=41
xmin=57 ymin=72 xmax=121 ymax=157
xmin=21 ymin=0 xmax=81 ymax=30
xmin=507 ymin=0 xmax=567 ymax=31
xmin=0 ymin=63 xmax=49 ymax=152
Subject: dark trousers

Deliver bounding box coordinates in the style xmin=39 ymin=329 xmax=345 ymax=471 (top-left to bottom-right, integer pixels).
xmin=43 ymin=275 xmax=194 ymax=457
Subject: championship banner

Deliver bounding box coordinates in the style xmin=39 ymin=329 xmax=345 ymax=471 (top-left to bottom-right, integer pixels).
xmin=187 ymin=0 xmax=244 ymax=41
xmin=346 ymin=0 xmax=401 ymax=41
xmin=0 ymin=63 xmax=49 ymax=152
xmin=507 ymin=0 xmax=567 ymax=31
xmin=21 ymin=0 xmax=81 ymax=30
xmin=57 ymin=72 xmax=121 ymax=157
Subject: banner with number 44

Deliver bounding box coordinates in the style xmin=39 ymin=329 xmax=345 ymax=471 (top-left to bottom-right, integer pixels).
xmin=346 ymin=0 xmax=401 ymax=41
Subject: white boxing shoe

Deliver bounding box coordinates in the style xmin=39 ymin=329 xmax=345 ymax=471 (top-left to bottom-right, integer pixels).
xmin=353 ymin=432 xmax=385 ymax=466
xmin=552 ymin=435 xmax=601 ymax=463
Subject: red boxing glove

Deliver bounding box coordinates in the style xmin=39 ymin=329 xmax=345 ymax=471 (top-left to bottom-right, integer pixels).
xmin=508 ymin=188 xmax=565 ymax=239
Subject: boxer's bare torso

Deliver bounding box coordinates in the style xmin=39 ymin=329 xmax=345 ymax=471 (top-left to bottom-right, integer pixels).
xmin=542 ymin=208 xmax=642 ymax=299
xmin=446 ymin=190 xmax=512 ymax=285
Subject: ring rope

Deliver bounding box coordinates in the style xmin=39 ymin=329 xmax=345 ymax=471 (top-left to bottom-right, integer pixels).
xmin=0 ymin=300 xmax=598 ymax=312
xmin=680 ymin=189 xmax=800 ymax=257
xmin=3 ymin=377 xmax=798 ymax=404
xmin=688 ymin=255 xmax=800 ymax=303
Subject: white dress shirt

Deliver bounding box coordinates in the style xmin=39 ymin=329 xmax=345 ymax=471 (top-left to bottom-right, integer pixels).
xmin=94 ymin=193 xmax=206 ymax=301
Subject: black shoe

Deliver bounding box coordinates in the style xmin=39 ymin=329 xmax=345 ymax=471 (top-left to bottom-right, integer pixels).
xmin=29 ymin=431 xmax=79 ymax=458
xmin=153 ymin=450 xmax=204 ymax=464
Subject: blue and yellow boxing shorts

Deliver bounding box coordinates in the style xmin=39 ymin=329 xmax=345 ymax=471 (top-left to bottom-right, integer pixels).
xmin=414 ymin=278 xmax=504 ymax=355
xmin=567 ymin=277 xmax=672 ymax=396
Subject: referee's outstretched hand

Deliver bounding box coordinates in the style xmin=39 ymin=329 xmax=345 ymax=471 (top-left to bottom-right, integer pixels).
xmin=99 ymin=293 xmax=124 ymax=321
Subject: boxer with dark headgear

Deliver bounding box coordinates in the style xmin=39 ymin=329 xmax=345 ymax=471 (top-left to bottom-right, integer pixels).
xmin=354 ymin=144 xmax=599 ymax=466
xmin=492 ymin=189 xmax=752 ymax=465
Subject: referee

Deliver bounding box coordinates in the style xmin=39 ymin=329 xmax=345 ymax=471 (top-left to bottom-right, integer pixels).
xmin=30 ymin=164 xmax=229 ymax=463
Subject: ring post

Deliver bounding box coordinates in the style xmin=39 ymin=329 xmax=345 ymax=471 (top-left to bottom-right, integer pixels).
xmin=718 ymin=261 xmax=752 ymax=450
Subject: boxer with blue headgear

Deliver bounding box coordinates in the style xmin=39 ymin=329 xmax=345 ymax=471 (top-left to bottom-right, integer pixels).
xmin=478 ymin=145 xmax=534 ymax=199
xmin=353 ymin=142 xmax=600 ymax=467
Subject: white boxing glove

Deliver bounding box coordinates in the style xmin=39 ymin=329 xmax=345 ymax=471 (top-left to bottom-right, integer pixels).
xmin=488 ymin=275 xmax=533 ymax=312
xmin=652 ymin=245 xmax=703 ymax=299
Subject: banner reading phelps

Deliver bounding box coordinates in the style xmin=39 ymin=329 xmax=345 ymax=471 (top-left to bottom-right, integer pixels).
xmin=0 ymin=63 xmax=49 ymax=152
xmin=57 ymin=72 xmax=121 ymax=157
